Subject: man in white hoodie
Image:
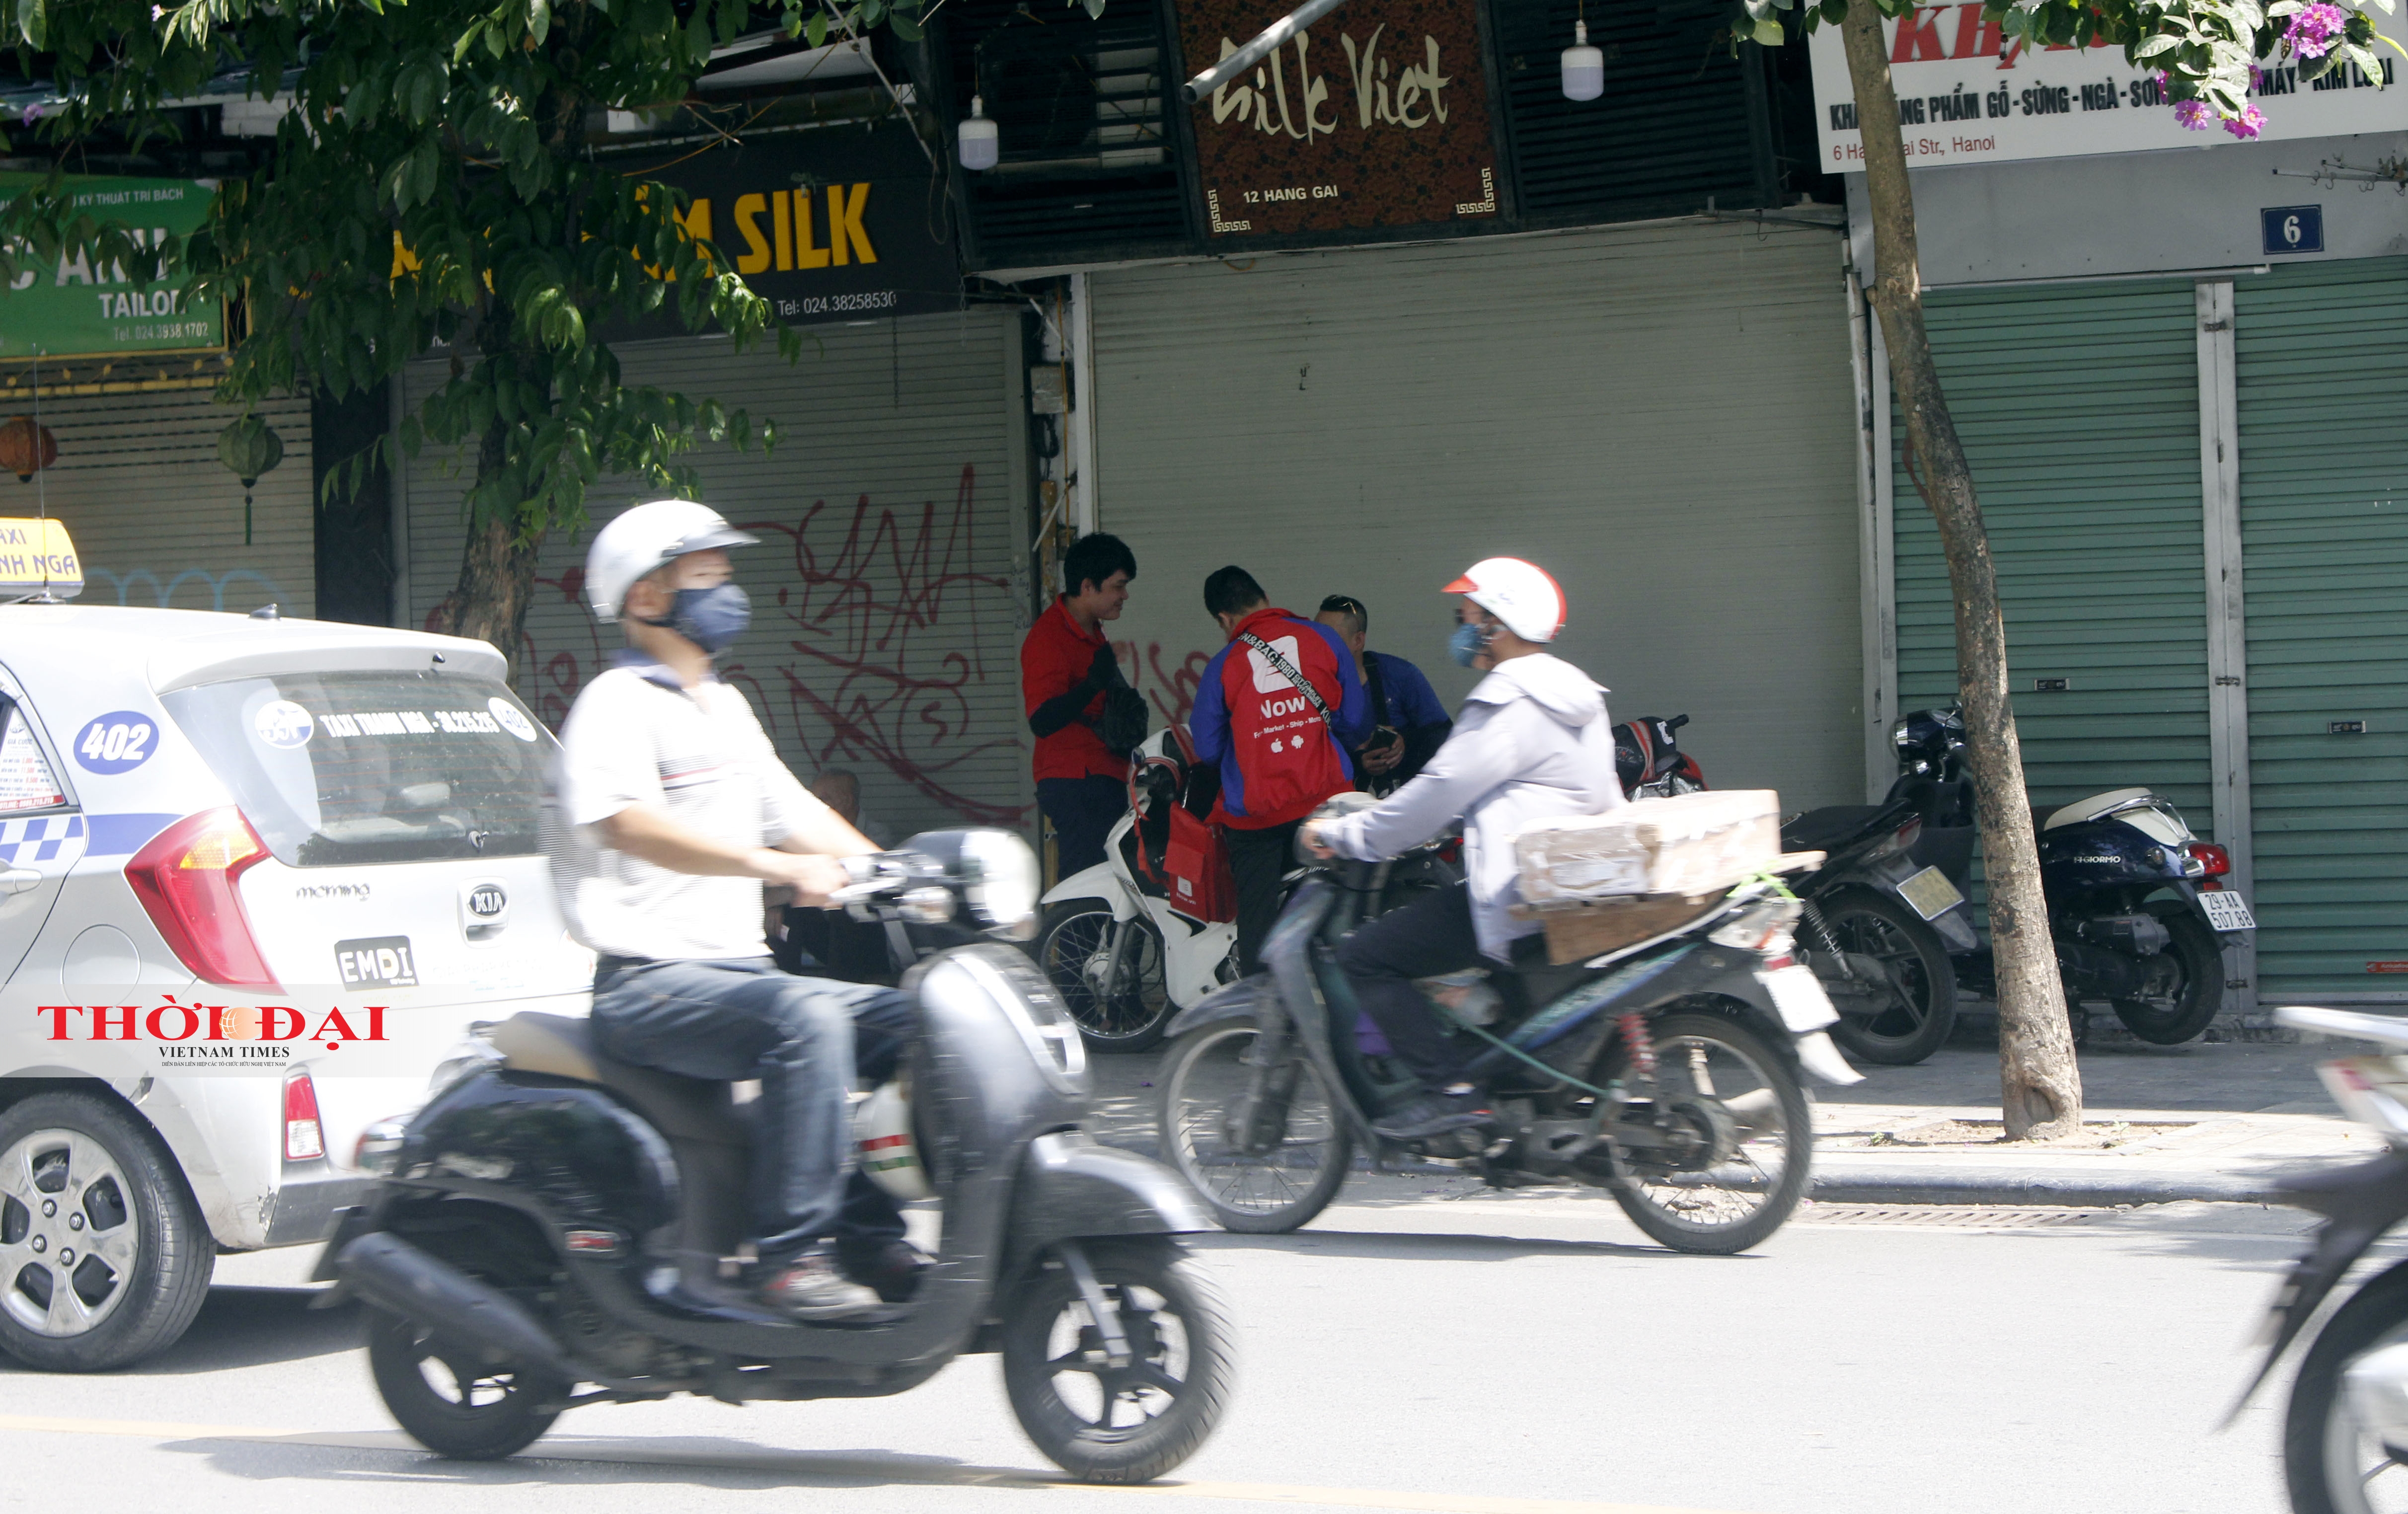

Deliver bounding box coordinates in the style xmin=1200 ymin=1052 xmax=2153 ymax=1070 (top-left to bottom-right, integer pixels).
xmin=1304 ymin=557 xmax=1626 ymax=1140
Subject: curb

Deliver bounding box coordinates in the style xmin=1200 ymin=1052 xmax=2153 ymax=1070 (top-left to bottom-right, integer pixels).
xmin=1808 ymin=1165 xmax=2287 ymax=1207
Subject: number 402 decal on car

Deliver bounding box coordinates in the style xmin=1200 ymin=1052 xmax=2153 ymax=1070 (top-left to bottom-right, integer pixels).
xmin=74 ymin=710 xmax=157 ymax=774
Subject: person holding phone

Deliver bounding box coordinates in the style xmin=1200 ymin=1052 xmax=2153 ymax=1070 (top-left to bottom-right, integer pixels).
xmin=1315 ymin=594 xmax=1453 ymax=798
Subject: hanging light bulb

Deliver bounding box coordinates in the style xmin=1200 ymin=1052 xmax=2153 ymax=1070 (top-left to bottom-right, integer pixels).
xmin=958 ymin=95 xmax=1000 ymax=171
xmin=1561 ymin=19 xmax=1604 ymax=102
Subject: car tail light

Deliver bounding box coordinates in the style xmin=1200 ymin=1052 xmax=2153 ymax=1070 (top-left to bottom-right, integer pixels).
xmin=2187 ymin=842 xmax=2232 ymax=878
xmin=124 ymin=808 xmax=278 ymax=986
xmin=284 ymin=1071 xmax=324 ymax=1162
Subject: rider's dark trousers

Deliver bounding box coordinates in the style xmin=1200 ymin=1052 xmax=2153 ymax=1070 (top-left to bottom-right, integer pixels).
xmin=1335 ymin=880 xmax=1488 ymax=1090
xmin=1039 ymin=774 xmax=1127 ymax=878
xmin=592 ymin=957 xmax=910 ymax=1266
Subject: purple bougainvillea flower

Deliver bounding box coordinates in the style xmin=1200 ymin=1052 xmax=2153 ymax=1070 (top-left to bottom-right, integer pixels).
xmin=2174 ymin=98 xmax=2212 ymax=129
xmin=2287 ymin=1 xmax=2348 ymax=58
xmin=2224 ymin=102 xmax=2268 ymax=139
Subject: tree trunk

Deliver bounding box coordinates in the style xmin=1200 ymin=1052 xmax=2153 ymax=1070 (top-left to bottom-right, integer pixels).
xmin=430 ymin=417 xmax=546 ymax=687
xmin=1840 ymin=6 xmax=2082 ymax=1139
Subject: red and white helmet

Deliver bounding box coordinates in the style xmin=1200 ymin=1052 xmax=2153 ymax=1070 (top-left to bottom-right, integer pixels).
xmin=1443 ymin=557 xmax=1565 ymax=643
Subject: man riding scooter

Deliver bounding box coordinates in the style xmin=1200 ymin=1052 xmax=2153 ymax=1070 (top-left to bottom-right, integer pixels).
xmin=1303 ymin=557 xmax=1624 ymax=1140
xmin=550 ymin=498 xmax=924 ymax=1322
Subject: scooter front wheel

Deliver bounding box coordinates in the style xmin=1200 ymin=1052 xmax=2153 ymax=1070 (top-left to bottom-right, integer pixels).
xmin=1002 ymin=1238 xmax=1235 ymax=1484
xmin=1038 ymin=901 xmax=1175 ymax=1053
xmin=1159 ymin=1024 xmax=1352 ymax=1233
xmin=366 ymin=1306 xmax=564 ymax=1459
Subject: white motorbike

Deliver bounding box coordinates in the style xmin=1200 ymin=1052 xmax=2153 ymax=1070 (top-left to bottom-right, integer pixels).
xmin=1036 ymin=729 xmax=1239 ymax=1053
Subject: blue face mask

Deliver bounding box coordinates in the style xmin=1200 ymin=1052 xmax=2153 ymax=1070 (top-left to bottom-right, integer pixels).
xmin=652 ymin=582 xmax=752 ymax=655
xmin=1448 ymin=621 xmax=1487 ymax=668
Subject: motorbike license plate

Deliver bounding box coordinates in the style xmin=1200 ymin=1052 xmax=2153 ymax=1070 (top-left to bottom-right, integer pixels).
xmin=1760 ymin=963 xmax=1839 ymax=1032
xmin=1895 ymin=865 xmax=1964 ymax=922
xmin=2199 ymin=890 xmax=2257 ymax=933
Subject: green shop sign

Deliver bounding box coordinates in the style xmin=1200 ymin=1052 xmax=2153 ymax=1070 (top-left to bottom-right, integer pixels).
xmin=0 ymin=174 xmax=224 ymax=360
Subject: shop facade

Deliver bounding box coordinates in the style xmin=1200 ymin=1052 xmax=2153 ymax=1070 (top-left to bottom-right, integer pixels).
xmin=1828 ymin=34 xmax=2408 ymax=1012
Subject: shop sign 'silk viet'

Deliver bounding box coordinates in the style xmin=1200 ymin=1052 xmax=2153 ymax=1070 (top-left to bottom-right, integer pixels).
xmin=0 ymin=175 xmax=224 ymax=360
xmin=1175 ymin=0 xmax=1501 ymax=239
xmin=1810 ymin=3 xmax=2408 ymax=169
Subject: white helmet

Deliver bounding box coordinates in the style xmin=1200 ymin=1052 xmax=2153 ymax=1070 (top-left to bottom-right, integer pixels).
xmin=1443 ymin=557 xmax=1565 ymax=643
xmin=585 ymin=499 xmax=758 ymax=622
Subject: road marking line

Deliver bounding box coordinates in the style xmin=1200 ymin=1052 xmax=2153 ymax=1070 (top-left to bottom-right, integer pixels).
xmin=0 ymin=1413 xmax=1759 ymax=1514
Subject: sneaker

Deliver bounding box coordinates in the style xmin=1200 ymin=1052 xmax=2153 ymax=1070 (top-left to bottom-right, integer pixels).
xmin=760 ymin=1245 xmax=886 ymax=1321
xmin=839 ymin=1238 xmax=935 ymax=1303
xmin=1372 ymin=1087 xmax=1494 ymax=1141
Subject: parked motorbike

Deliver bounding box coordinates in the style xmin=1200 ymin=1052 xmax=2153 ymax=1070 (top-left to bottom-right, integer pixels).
xmin=2235 ymin=1004 xmax=2408 ymax=1514
xmin=1776 ymin=799 xmax=1978 ymax=1066
xmin=1150 ymin=795 xmax=1860 ymax=1253
xmin=1036 ymin=729 xmax=1237 ymax=1053
xmin=1891 ymin=705 xmax=2252 ymax=1045
xmin=316 ymin=830 xmax=1233 ymax=1484
xmin=1614 ymin=713 xmax=1707 ymax=799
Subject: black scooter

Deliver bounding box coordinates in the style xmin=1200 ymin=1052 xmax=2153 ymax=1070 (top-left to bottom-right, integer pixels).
xmin=315 ymin=831 xmax=1233 ymax=1484
xmin=1777 ymin=800 xmax=1979 ymax=1066
xmin=1891 ymin=706 xmax=2252 ymax=1045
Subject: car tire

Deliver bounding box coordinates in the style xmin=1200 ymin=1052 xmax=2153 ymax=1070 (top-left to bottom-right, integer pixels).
xmin=0 ymin=1091 xmax=216 ymax=1371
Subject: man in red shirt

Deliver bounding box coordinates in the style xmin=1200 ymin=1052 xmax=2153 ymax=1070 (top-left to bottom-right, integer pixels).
xmin=1191 ymin=565 xmax=1370 ymax=975
xmin=1021 ymin=532 xmax=1138 ymax=877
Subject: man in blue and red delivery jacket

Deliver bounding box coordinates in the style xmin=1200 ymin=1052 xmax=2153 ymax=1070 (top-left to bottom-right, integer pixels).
xmin=1191 ymin=565 xmax=1371 ymax=977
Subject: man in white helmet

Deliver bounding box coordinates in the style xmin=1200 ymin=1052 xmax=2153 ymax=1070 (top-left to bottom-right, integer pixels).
xmin=546 ymin=498 xmax=917 ymax=1322
xmin=1303 ymin=557 xmax=1625 ymax=1140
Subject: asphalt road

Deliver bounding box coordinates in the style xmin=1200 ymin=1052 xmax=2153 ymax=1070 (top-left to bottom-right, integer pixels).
xmin=0 ymin=1189 xmax=2328 ymax=1514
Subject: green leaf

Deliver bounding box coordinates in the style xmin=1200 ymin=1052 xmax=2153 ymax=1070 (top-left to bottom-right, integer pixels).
xmin=887 ymin=6 xmax=923 ymax=40
xmin=527 ymin=0 xmax=552 ymax=45
xmin=2134 ymin=32 xmax=2180 ymax=54
xmin=12 ymin=0 xmax=41 ymax=50
xmin=807 ymin=6 xmax=828 ymax=45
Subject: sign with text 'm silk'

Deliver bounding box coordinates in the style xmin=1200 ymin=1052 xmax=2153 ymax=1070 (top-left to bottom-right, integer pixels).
xmin=1175 ymin=0 xmax=1501 ymax=239
xmin=628 ymin=121 xmax=961 ymax=324
xmin=1810 ymin=2 xmax=2408 ymax=170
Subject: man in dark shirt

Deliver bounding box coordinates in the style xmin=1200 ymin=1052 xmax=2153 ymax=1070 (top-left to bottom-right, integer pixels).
xmin=1021 ymin=533 xmax=1138 ymax=877
xmin=1316 ymin=594 xmax=1453 ymax=798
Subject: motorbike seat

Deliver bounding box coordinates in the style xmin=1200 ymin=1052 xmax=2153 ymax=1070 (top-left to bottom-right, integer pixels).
xmin=488 ymin=1012 xmax=752 ymax=1148
xmin=1779 ymin=804 xmax=1892 ymax=854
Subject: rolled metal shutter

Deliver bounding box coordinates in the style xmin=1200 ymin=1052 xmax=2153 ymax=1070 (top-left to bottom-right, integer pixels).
xmin=2234 ymin=259 xmax=2408 ymax=998
xmin=1893 ymin=281 xmax=2212 ymax=823
xmin=402 ymin=310 xmax=1035 ymax=840
xmin=1088 ymin=220 xmax=1865 ymax=812
xmin=20 ymin=385 xmax=313 ymax=617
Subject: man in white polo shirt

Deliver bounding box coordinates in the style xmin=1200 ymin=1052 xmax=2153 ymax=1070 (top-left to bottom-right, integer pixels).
xmin=547 ymin=498 xmax=913 ymax=1322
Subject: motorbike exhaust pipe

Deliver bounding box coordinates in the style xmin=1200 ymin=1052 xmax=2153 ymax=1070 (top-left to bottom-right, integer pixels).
xmin=338 ymin=1230 xmax=583 ymax=1382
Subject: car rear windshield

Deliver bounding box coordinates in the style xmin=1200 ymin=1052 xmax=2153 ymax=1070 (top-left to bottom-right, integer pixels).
xmin=162 ymin=670 xmax=553 ymax=867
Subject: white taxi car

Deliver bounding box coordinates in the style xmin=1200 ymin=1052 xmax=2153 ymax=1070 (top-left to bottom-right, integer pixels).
xmin=0 ymin=521 xmax=590 ymax=1370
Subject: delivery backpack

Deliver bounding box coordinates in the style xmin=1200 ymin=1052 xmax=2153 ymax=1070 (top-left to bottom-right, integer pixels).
xmin=1128 ymin=727 xmax=1235 ymax=923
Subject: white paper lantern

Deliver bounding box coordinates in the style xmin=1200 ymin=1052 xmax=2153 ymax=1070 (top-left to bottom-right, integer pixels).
xmin=958 ymin=95 xmax=1000 ymax=171
xmin=1561 ymin=21 xmax=1604 ymax=102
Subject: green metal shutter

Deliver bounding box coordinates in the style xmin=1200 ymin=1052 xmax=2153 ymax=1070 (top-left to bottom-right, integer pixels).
xmin=2235 ymin=258 xmax=2408 ymax=998
xmin=1894 ymin=281 xmax=2213 ymax=823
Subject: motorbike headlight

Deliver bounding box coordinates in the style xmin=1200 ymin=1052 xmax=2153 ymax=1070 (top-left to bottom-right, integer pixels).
xmin=956 ymin=948 xmax=1088 ymax=1096
xmin=961 ymin=829 xmax=1041 ymax=938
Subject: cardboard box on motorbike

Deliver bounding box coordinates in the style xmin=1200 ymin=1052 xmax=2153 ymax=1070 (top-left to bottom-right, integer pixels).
xmin=1513 ymin=791 xmax=1784 ymax=964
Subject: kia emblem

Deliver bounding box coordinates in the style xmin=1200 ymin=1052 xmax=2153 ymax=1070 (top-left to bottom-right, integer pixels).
xmin=460 ymin=881 xmax=511 ymax=935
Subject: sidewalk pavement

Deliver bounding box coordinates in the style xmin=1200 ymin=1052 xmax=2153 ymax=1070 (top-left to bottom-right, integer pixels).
xmin=1085 ymin=1032 xmax=2395 ymax=1208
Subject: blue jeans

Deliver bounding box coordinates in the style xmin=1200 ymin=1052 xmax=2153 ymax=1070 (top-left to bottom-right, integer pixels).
xmin=591 ymin=957 xmax=911 ymax=1265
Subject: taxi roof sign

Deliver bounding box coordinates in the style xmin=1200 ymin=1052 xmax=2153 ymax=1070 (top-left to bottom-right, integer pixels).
xmin=0 ymin=519 xmax=81 ymax=602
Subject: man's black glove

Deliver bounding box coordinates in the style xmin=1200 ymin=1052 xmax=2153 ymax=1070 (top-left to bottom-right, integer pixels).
xmin=1087 ymin=643 xmax=1127 ymax=691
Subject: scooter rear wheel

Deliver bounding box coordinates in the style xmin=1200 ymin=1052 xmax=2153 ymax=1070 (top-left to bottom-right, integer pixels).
xmin=2108 ymin=903 xmax=2223 ymax=1046
xmin=1002 ymin=1238 xmax=1235 ymax=1483
xmin=1814 ymin=888 xmax=1957 ymax=1066
xmin=366 ymin=1306 xmax=563 ymax=1459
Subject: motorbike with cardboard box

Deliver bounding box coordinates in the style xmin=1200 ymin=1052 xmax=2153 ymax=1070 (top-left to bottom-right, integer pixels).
xmin=1150 ymin=790 xmax=1861 ymax=1253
